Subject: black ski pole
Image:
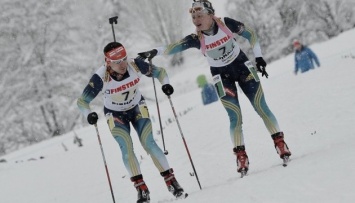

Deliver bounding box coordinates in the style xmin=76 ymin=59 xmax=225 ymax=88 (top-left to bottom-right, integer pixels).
xmin=167 ymin=96 xmax=202 ymax=190
xmin=109 ymin=16 xmax=118 ymax=42
xmin=149 ymin=59 xmax=168 ymax=155
xmin=94 ymin=124 xmax=116 ymax=203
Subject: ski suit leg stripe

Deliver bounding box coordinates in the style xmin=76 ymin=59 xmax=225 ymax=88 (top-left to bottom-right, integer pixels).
xmin=111 ymin=127 xmax=141 ymax=177
xmin=251 ymin=84 xmax=280 ymax=134
xmin=254 ymin=84 xmax=279 ymax=134
xmin=136 ymin=119 xmax=170 ymax=172
xmin=221 ymin=98 xmax=244 ymax=147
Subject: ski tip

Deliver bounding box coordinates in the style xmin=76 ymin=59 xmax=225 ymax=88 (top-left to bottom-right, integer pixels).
xmin=176 ymin=192 xmax=188 ymax=200
xmin=282 ymin=156 xmax=290 ymax=167
xmin=240 ymin=171 xmax=247 ymax=178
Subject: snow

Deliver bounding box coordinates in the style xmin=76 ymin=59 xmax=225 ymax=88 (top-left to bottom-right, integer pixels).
xmin=1 ymin=27 xmax=355 ymax=203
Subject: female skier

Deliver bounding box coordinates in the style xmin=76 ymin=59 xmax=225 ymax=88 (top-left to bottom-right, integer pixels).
xmin=138 ymin=0 xmax=292 ymax=177
xmin=77 ymin=42 xmax=186 ymax=202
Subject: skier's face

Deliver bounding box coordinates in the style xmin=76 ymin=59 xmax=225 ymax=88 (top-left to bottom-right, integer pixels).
xmin=191 ymin=12 xmax=213 ymax=31
xmin=294 ymin=43 xmax=301 ymax=51
xmin=108 ymin=58 xmax=128 ymax=75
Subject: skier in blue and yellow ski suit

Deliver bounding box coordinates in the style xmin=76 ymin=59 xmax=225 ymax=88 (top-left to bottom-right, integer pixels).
xmin=77 ymin=42 xmax=186 ymax=202
xmin=138 ymin=0 xmax=292 ymax=176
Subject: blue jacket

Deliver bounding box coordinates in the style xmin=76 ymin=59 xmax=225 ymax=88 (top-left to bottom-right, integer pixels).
xmin=294 ymin=46 xmax=320 ymax=73
xmin=201 ymin=83 xmax=218 ymax=105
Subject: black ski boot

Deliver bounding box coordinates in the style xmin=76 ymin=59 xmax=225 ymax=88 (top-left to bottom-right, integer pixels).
xmin=131 ymin=175 xmax=150 ymax=203
xmin=233 ymin=146 xmax=249 ymax=177
xmin=161 ymin=169 xmax=187 ymax=199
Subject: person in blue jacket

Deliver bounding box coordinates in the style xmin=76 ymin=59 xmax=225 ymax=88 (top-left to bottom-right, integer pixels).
xmin=196 ymin=74 xmax=218 ymax=105
xmin=294 ymin=40 xmax=320 ymax=74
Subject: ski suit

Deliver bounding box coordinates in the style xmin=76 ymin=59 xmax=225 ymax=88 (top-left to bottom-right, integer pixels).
xmin=77 ymin=58 xmax=170 ymax=177
xmin=154 ymin=17 xmax=281 ymax=147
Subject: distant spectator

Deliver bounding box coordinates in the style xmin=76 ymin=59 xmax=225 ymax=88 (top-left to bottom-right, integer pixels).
xmin=196 ymin=74 xmax=218 ymax=105
xmin=293 ymin=40 xmax=320 ymax=75
xmin=73 ymin=135 xmax=83 ymax=147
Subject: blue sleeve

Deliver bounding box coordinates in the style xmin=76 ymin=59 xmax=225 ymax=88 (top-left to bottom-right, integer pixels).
xmin=77 ymin=74 xmax=103 ymax=117
xmin=294 ymin=54 xmax=299 ymax=72
xmin=306 ymin=48 xmax=320 ymax=67
xmin=161 ymin=34 xmax=201 ymax=55
xmin=133 ymin=58 xmax=169 ymax=84
xmin=134 ymin=58 xmax=150 ymax=75
xmin=224 ymin=17 xmax=245 ymax=34
xmin=225 ymin=17 xmax=261 ymax=54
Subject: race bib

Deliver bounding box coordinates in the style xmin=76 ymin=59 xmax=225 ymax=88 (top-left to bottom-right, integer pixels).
xmin=106 ymin=112 xmax=115 ymax=131
xmin=245 ymin=61 xmax=260 ymax=82
xmin=138 ymin=100 xmax=149 ymax=118
xmin=213 ymin=74 xmax=226 ymax=98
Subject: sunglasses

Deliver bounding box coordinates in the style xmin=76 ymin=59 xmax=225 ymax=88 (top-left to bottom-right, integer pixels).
xmin=189 ymin=1 xmax=212 ymax=13
xmin=109 ymin=56 xmax=127 ymax=65
xmin=189 ymin=7 xmax=207 ymax=14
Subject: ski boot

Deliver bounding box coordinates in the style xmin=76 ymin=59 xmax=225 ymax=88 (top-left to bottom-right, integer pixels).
xmin=233 ymin=146 xmax=249 ymax=178
xmin=161 ymin=169 xmax=187 ymax=199
xmin=272 ymin=132 xmax=292 ymax=166
xmin=131 ymin=175 xmax=150 ymax=203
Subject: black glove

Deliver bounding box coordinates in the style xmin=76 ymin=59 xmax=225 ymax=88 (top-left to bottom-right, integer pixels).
xmin=87 ymin=112 xmax=98 ymax=125
xmin=162 ymin=84 xmax=174 ymax=96
xmin=137 ymin=49 xmax=158 ymax=60
xmin=255 ymin=57 xmax=268 ymax=78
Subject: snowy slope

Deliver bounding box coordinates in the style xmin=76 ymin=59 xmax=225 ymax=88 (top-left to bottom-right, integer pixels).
xmin=1 ymin=29 xmax=355 ymax=203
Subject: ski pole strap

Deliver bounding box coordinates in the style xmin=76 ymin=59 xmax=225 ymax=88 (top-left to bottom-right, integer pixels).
xmin=199 ymin=16 xmax=234 ymax=55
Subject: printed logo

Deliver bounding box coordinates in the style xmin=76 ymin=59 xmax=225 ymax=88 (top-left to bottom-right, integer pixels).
xmin=206 ymin=35 xmax=231 ymax=50
xmin=245 ymin=73 xmax=254 ymax=82
xmin=109 ymin=78 xmax=140 ymax=94
xmin=108 ymin=47 xmax=124 ymax=57
xmin=225 ymin=88 xmax=236 ymax=97
xmin=113 ymin=117 xmax=125 ymax=125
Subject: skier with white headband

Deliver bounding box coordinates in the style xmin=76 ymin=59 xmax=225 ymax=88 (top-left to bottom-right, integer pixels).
xmin=138 ymin=0 xmax=292 ymax=177
xmin=77 ymin=42 xmax=187 ymax=202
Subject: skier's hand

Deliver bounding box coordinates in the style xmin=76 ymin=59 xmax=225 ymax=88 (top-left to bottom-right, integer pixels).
xmin=137 ymin=49 xmax=158 ymax=60
xmin=87 ymin=112 xmax=98 ymax=125
xmin=162 ymin=84 xmax=174 ymax=96
xmin=255 ymin=57 xmax=268 ymax=78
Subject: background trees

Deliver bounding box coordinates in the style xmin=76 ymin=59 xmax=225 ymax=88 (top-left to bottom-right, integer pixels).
xmin=226 ymin=0 xmax=355 ymax=61
xmin=0 ymin=0 xmax=104 ymax=154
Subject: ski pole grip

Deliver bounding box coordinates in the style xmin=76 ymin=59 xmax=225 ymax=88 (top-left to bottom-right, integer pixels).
xmin=109 ymin=16 xmax=118 ymax=25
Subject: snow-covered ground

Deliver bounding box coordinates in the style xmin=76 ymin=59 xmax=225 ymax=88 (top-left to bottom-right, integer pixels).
xmin=1 ymin=28 xmax=355 ymax=203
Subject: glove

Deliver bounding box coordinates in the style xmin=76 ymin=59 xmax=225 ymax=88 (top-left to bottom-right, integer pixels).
xmin=137 ymin=49 xmax=158 ymax=60
xmin=162 ymin=84 xmax=174 ymax=96
xmin=87 ymin=112 xmax=98 ymax=125
xmin=255 ymin=57 xmax=268 ymax=78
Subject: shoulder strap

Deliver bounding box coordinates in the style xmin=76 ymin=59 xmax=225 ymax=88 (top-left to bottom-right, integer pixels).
xmin=199 ymin=16 xmax=234 ymax=55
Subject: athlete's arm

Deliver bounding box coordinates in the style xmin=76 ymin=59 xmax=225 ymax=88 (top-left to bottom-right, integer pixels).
xmin=155 ymin=34 xmax=201 ymax=55
xmin=225 ymin=17 xmax=263 ymax=58
xmin=134 ymin=58 xmax=170 ymax=85
xmin=77 ymin=74 xmax=103 ymax=118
